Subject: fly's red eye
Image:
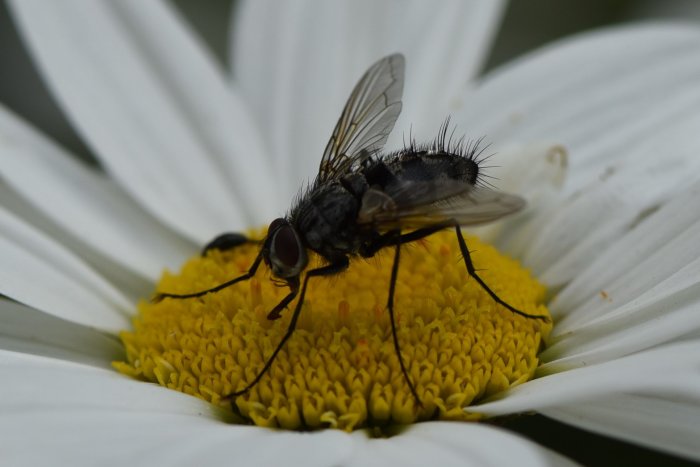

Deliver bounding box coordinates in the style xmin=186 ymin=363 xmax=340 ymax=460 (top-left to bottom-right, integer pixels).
xmin=266 ymin=218 xmax=308 ymax=278
xmin=268 ymin=218 xmax=286 ymax=234
xmin=272 ymin=225 xmax=300 ymax=268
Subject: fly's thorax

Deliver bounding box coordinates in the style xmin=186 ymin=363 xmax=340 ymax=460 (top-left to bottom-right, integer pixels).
xmin=339 ymin=172 xmax=370 ymax=198
xmin=291 ymin=182 xmax=363 ymax=257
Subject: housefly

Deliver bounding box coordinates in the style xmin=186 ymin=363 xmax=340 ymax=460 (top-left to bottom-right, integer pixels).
xmin=154 ymin=54 xmax=549 ymax=406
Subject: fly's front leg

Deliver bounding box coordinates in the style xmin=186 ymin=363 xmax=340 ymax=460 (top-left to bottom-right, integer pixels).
xmin=202 ymin=232 xmax=261 ymax=256
xmin=153 ymin=250 xmax=264 ymax=302
xmin=266 ymin=281 xmax=300 ymax=320
xmin=226 ymin=257 xmax=349 ymax=399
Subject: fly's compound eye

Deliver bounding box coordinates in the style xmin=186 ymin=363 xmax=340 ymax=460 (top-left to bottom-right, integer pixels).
xmin=268 ymin=219 xmax=308 ymax=278
xmin=272 ymin=226 xmax=299 ymax=267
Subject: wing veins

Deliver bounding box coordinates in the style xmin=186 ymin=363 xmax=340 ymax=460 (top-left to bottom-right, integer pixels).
xmin=315 ymin=54 xmax=405 ymax=185
xmin=359 ymin=185 xmax=526 ymax=230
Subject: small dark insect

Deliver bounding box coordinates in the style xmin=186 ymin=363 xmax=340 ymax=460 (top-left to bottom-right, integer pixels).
xmin=154 ymin=54 xmax=549 ymax=406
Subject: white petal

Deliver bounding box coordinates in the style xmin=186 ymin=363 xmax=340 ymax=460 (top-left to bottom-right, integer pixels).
xmin=488 ymin=143 xmax=568 ymax=204
xmin=346 ymin=422 xmax=578 ymax=467
xmin=500 ymin=174 xmax=685 ymax=290
xmin=471 ymin=142 xmax=568 ymax=244
xmin=109 ymin=0 xmax=277 ymax=225
xmin=383 ymin=1 xmax=508 ymax=148
xmin=469 ymin=341 xmax=700 ymax=416
xmin=228 ymin=429 xmax=351 ymax=467
xmin=537 ymin=182 xmax=700 ymax=370
xmin=520 ymin=132 xmax=700 ymax=373
xmin=0 ymin=207 xmax=130 ymax=332
xmin=542 ymin=394 xmax=700 ymax=463
xmin=232 ymin=0 xmax=506 ymax=199
xmin=551 ymin=180 xmax=700 ymax=324
xmin=1 ymin=415 xmax=579 ymax=467
xmin=0 ymin=411 xmax=356 ymax=467
xmin=8 ymin=0 xmax=268 ymax=241
xmin=459 ymin=23 xmax=700 ymax=189
xmin=0 ymin=300 xmax=122 ymax=368
xmin=0 ymin=183 xmax=151 ymax=302
xmin=0 ymin=352 xmax=580 ymax=466
xmin=522 ymin=178 xmax=649 ymax=285
xmin=0 ymin=104 xmax=194 ymax=280
xmin=460 ymin=24 xmax=700 ymax=282
xmin=1 ymin=350 xmax=353 ymax=465
xmin=0 ymin=349 xmax=219 ymax=416
xmin=542 ymin=263 xmax=700 ymax=372
xmin=531 ymin=112 xmax=700 ymax=286
xmin=0 ymin=412 xmax=224 ymax=467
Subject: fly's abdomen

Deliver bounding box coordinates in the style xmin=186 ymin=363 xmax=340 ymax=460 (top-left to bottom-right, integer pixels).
xmin=364 ymin=150 xmax=480 ymax=189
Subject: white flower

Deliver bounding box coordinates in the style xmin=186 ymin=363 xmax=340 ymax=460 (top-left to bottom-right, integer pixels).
xmin=2 ymin=1 xmax=700 ymax=465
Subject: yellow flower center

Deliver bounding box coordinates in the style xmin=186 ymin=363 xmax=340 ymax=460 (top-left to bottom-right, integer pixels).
xmin=114 ymin=230 xmax=551 ymax=431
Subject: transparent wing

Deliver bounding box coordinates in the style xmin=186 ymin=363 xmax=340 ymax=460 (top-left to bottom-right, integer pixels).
xmin=358 ymin=181 xmax=525 ymax=230
xmin=315 ymin=54 xmax=405 ymax=184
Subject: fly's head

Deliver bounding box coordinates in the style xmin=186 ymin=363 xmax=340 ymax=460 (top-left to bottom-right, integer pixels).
xmin=263 ymin=218 xmax=308 ymax=280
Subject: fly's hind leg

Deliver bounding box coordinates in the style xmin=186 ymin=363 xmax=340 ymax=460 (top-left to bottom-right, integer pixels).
xmin=360 ymin=222 xmax=549 ymax=409
xmin=453 ymin=224 xmax=549 ymax=322
xmin=202 ymin=232 xmax=261 ymax=256
xmin=363 ymin=222 xmax=550 ymax=323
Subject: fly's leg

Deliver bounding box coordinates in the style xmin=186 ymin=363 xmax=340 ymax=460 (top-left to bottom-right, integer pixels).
xmin=362 ymin=228 xmax=438 ymax=407
xmin=386 ymin=236 xmax=424 ymax=408
xmin=365 ymin=222 xmax=549 ymax=322
xmin=453 ymin=224 xmax=549 ymax=322
xmin=266 ymin=285 xmax=300 ymax=320
xmin=360 ymin=222 xmax=549 ymax=409
xmin=360 ymin=224 xmax=447 ymax=258
xmin=225 ymin=257 xmax=350 ymax=399
xmin=152 ymin=250 xmax=264 ymax=302
xmin=360 ymin=225 xmax=451 ymax=407
xmin=202 ymin=232 xmax=261 ymax=256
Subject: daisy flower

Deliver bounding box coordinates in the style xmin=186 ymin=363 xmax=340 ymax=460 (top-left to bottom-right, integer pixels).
xmin=2 ymin=1 xmax=700 ymax=465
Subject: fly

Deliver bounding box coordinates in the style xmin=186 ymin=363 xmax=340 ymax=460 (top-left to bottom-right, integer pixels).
xmin=154 ymin=54 xmax=549 ymax=406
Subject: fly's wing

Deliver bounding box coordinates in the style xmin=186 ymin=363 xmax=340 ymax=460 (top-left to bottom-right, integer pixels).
xmin=358 ymin=180 xmax=525 ymax=230
xmin=315 ymin=54 xmax=405 ymax=185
